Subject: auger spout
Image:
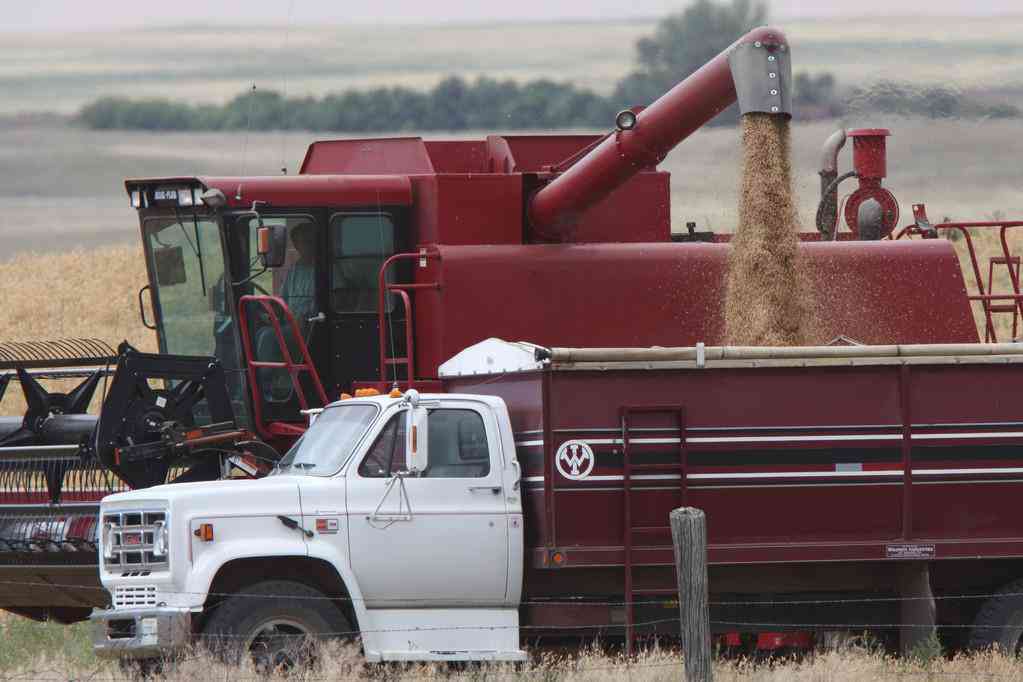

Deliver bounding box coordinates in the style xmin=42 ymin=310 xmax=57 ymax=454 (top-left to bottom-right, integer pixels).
xmin=528 ymin=26 xmax=792 ymax=241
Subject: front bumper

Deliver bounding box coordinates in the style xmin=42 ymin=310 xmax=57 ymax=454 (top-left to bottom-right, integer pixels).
xmin=90 ymin=606 xmax=191 ymax=659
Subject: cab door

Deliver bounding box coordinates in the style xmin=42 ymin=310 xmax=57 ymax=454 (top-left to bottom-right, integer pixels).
xmin=327 ymin=212 xmax=408 ymax=393
xmin=233 ymin=213 xmax=331 ymax=424
xmin=345 ymin=401 xmax=510 ymax=607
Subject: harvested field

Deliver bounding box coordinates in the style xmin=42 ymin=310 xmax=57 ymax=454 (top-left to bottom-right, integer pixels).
xmin=724 ymin=113 xmax=810 ymax=345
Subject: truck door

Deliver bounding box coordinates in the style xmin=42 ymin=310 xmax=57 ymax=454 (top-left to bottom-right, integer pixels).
xmin=327 ymin=212 xmax=408 ymax=392
xmin=346 ymin=401 xmax=510 ymax=607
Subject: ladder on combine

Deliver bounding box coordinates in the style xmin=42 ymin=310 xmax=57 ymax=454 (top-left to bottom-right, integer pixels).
xmin=237 ymin=295 xmax=328 ymax=439
xmin=620 ymin=405 xmax=687 ymax=655
xmin=986 ymin=255 xmax=1021 ymax=340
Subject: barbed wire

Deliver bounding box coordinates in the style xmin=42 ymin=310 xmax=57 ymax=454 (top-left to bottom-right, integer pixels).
xmin=0 ymin=574 xmax=1017 ymax=609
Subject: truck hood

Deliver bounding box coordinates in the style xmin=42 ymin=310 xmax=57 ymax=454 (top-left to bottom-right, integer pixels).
xmin=101 ymin=475 xmax=304 ymax=513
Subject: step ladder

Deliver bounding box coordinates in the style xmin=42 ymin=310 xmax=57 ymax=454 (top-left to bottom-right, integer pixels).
xmin=621 ymin=405 xmax=687 ymax=655
xmin=986 ymin=255 xmax=1022 ymax=341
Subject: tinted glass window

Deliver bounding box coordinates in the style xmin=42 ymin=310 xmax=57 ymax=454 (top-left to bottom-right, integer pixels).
xmin=330 ymin=214 xmax=395 ymax=313
xmin=424 ymin=409 xmax=490 ymax=479
xmin=359 ymin=413 xmax=406 ymax=478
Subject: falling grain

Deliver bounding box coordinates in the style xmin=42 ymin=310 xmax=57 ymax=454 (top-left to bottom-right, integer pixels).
xmin=724 ymin=113 xmax=811 ymax=346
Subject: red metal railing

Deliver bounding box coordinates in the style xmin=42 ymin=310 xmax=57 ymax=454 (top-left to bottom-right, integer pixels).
xmin=237 ymin=295 xmax=328 ymax=440
xmin=376 ymin=251 xmax=440 ymax=386
xmin=894 ymin=204 xmax=1023 ymax=342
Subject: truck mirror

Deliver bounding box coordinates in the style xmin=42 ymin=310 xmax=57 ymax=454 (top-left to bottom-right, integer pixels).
xmin=405 ymin=406 xmax=429 ymax=474
xmin=154 ymin=245 xmax=187 ymax=286
xmin=258 ymin=224 xmax=288 ymax=269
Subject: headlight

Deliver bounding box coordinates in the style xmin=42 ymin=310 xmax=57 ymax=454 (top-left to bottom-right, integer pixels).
xmin=102 ymin=522 xmax=116 ymax=561
xmin=152 ymin=521 xmax=168 ymax=559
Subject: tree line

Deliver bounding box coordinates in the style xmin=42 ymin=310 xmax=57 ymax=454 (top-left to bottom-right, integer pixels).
xmin=77 ymin=0 xmax=1017 ymax=133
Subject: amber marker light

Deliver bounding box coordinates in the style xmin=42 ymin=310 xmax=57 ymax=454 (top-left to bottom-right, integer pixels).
xmin=354 ymin=388 xmax=381 ymax=397
xmin=388 ymin=388 xmax=403 ymax=398
xmin=193 ymin=523 xmax=214 ymax=542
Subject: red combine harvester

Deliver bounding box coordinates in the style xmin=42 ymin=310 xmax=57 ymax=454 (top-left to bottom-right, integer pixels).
xmin=7 ymin=26 xmax=1023 ymax=654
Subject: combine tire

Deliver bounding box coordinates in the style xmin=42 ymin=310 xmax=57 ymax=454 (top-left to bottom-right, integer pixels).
xmin=968 ymin=578 xmax=1023 ymax=653
xmin=202 ymin=580 xmax=353 ymax=672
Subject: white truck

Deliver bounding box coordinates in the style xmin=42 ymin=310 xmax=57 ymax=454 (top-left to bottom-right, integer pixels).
xmin=91 ymin=389 xmax=527 ymax=665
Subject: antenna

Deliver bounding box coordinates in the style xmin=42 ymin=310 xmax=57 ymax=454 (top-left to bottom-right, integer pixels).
xmin=279 ymin=0 xmax=296 ymax=175
xmin=241 ymin=83 xmax=257 ymax=176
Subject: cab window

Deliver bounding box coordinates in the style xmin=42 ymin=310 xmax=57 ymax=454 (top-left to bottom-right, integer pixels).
xmin=424 ymin=410 xmax=490 ymax=479
xmin=359 ymin=413 xmax=406 ymax=478
xmin=330 ymin=213 xmax=395 ymax=313
xmin=357 ymin=408 xmax=491 ymax=479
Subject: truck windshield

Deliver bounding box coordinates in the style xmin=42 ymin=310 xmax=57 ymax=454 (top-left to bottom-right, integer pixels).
xmin=276 ymin=404 xmax=380 ymax=475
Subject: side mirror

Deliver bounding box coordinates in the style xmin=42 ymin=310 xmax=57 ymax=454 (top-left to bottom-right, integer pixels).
xmin=154 ymin=245 xmax=187 ymax=286
xmin=405 ymin=406 xmax=429 ymax=474
xmin=257 ymin=224 xmax=288 ymax=268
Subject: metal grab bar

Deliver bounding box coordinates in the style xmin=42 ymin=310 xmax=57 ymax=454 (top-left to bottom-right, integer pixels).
xmin=237 ymin=295 xmax=329 ymax=440
xmin=376 ymin=251 xmax=440 ymax=386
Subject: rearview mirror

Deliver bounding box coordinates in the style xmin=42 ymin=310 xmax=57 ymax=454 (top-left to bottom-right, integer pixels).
xmin=258 ymin=224 xmax=288 ymax=268
xmin=153 ymin=246 xmax=187 ymax=286
xmin=405 ymin=406 xmax=429 ymax=474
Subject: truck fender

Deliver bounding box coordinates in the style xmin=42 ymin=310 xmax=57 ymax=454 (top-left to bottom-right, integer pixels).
xmin=304 ymin=543 xmax=370 ymax=632
xmin=184 ymin=528 xmax=310 ymax=610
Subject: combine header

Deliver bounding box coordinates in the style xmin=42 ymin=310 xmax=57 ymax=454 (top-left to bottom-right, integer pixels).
xmin=0 ymin=340 xmax=246 ymax=620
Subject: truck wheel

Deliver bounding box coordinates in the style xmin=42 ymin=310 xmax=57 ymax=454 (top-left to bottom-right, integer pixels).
xmin=118 ymin=657 xmax=164 ymax=679
xmin=202 ymin=580 xmax=353 ymax=672
xmin=969 ymin=578 xmax=1023 ymax=653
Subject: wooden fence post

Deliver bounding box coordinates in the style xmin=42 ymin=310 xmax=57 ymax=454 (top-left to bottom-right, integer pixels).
xmin=671 ymin=507 xmax=712 ymax=682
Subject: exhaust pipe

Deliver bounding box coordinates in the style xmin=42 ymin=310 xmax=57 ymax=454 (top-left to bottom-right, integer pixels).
xmin=816 ymin=128 xmax=848 ymax=239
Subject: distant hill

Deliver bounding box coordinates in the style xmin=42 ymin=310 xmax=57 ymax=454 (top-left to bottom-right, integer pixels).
xmin=3 ymin=15 xmax=1022 ymax=115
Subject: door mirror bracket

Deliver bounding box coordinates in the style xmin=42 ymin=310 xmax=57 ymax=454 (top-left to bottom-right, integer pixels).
xmin=404 ymin=403 xmax=429 ymax=474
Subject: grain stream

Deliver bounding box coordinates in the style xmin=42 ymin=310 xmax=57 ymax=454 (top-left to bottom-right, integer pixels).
xmin=724 ymin=113 xmax=811 ymax=346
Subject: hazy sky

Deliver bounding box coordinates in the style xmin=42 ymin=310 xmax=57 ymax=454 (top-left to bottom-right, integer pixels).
xmin=8 ymin=0 xmax=1020 ymax=32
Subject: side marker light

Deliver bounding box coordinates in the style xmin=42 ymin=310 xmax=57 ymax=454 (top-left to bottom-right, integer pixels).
xmin=194 ymin=523 xmax=214 ymax=542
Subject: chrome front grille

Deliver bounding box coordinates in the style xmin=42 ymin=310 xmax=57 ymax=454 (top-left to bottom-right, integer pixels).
xmin=113 ymin=584 xmax=158 ymax=608
xmin=102 ymin=510 xmax=168 ymax=571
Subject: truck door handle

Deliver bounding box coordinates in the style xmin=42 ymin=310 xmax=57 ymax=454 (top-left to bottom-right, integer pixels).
xmin=468 ymin=485 xmax=502 ymax=494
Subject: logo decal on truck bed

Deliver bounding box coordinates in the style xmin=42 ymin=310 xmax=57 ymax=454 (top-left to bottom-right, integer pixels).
xmin=556 ymin=441 xmax=595 ymax=480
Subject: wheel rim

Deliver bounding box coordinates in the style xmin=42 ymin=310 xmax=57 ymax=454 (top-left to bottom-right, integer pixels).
xmin=244 ymin=618 xmax=315 ymax=673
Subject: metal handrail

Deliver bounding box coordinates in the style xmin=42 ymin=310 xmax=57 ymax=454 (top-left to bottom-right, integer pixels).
xmin=376 ymin=252 xmax=440 ymax=385
xmin=237 ymin=295 xmax=329 ymax=440
xmin=895 ymin=213 xmax=1023 ymax=342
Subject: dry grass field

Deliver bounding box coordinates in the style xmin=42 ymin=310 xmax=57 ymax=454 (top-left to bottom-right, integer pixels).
xmin=5 ymin=620 xmax=1023 ymax=682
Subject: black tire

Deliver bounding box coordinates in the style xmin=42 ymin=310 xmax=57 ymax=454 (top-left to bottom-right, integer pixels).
xmin=969 ymin=577 xmax=1023 ymax=653
xmin=202 ymin=580 xmax=353 ymax=672
xmin=118 ymin=657 xmax=165 ymax=679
